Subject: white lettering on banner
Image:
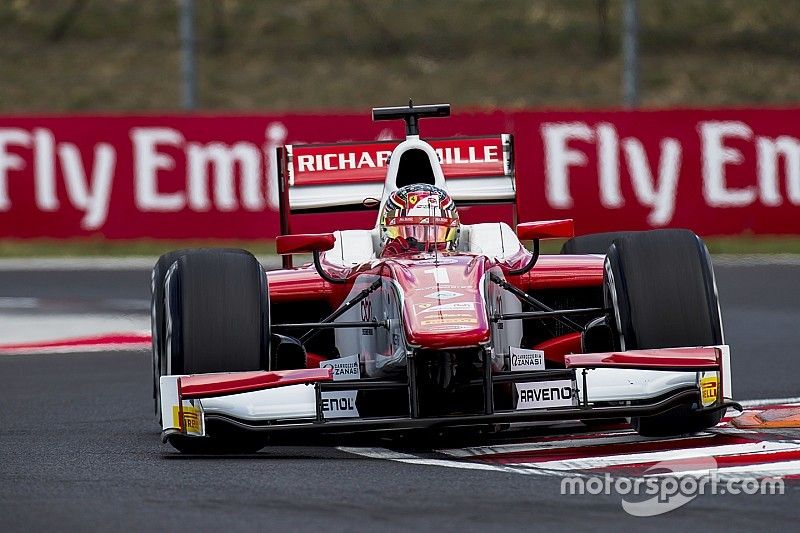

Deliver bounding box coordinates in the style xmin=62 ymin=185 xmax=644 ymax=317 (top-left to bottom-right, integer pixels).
xmin=700 ymin=121 xmax=756 ymax=207
xmin=597 ymin=122 xmax=623 ymax=208
xmin=543 ymin=119 xmax=800 ymax=223
xmin=58 ymin=142 xmax=116 ymax=230
xmin=757 ymin=136 xmax=800 ymax=206
xmin=131 ymin=127 xmax=185 ymax=212
xmin=622 ymin=137 xmax=682 ymax=226
xmin=133 ymin=127 xmax=280 ymax=214
xmin=0 ymin=128 xmax=117 ymax=228
xmin=542 ymin=122 xmax=593 ymax=209
xmin=542 ymin=122 xmax=683 ymax=225
xmin=33 ymin=129 xmax=58 ymax=211
xmin=187 ymin=142 xmax=264 ymax=212
xmin=0 ymin=128 xmax=31 ymax=211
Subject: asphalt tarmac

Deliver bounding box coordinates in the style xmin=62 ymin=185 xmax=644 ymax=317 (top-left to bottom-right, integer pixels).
xmin=1 ymin=261 xmax=799 ymax=531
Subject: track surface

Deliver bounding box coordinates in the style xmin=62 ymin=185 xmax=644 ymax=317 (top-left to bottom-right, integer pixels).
xmin=1 ymin=262 xmax=799 ymax=531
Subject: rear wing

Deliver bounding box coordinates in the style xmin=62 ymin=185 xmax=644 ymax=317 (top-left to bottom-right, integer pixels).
xmin=276 ymin=135 xmax=516 ymax=236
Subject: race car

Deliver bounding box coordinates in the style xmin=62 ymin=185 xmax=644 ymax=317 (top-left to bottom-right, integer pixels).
xmin=152 ymin=103 xmax=738 ymax=453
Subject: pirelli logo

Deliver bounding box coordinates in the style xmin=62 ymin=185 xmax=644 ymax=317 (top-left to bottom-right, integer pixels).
xmin=700 ymin=375 xmax=719 ymax=407
xmin=173 ymin=405 xmax=203 ymax=435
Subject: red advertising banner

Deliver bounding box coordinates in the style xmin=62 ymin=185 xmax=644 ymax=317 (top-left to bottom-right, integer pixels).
xmin=512 ymin=108 xmax=800 ymax=236
xmin=0 ymin=112 xmax=505 ymax=238
xmin=1 ymin=108 xmax=799 ymax=238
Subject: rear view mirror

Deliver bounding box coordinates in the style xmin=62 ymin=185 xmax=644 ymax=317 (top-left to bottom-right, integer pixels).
xmin=276 ymin=233 xmax=336 ymax=255
xmin=516 ymin=219 xmax=575 ymax=241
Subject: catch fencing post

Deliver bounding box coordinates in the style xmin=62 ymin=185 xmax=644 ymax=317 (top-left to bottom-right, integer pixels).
xmin=179 ymin=0 xmax=197 ymax=110
xmin=622 ymin=0 xmax=639 ymax=108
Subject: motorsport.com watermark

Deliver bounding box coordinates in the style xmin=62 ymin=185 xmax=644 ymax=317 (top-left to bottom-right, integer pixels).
xmin=560 ymin=458 xmax=784 ymax=516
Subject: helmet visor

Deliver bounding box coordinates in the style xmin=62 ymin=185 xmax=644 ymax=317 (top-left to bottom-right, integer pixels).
xmin=383 ymin=215 xmax=459 ymax=251
xmin=385 ymin=224 xmax=458 ymax=244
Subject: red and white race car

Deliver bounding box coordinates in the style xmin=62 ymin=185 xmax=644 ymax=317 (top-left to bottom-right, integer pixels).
xmin=152 ymin=103 xmax=737 ymax=453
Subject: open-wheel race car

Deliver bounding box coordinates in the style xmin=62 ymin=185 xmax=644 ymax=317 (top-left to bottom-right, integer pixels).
xmin=152 ymin=103 xmax=738 ymax=453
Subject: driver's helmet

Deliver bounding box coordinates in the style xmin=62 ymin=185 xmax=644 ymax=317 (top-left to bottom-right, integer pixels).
xmin=379 ymin=184 xmax=460 ymax=255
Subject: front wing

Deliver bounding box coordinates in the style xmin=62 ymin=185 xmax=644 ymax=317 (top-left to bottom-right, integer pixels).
xmin=160 ymin=346 xmax=736 ymax=440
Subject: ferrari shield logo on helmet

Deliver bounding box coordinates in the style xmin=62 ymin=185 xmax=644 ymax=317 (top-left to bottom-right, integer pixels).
xmin=408 ymin=194 xmax=418 ymax=205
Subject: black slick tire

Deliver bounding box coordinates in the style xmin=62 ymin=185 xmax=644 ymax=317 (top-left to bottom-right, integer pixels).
xmin=161 ymin=249 xmax=270 ymax=453
xmin=604 ymin=229 xmax=724 ymax=437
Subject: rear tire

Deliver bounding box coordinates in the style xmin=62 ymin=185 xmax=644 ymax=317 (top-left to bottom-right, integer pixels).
xmin=604 ymin=229 xmax=724 ymax=437
xmin=162 ymin=249 xmax=270 ymax=453
xmin=560 ymin=231 xmax=636 ymax=255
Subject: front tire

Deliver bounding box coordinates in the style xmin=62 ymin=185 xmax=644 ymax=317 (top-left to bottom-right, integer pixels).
xmin=162 ymin=249 xmax=270 ymax=453
xmin=151 ymin=248 xmax=249 ymax=421
xmin=604 ymin=229 xmax=724 ymax=437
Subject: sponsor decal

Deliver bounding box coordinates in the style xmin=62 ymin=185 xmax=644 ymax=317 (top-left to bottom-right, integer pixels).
xmin=516 ymin=380 xmax=576 ymax=409
xmin=296 ymin=149 xmax=393 ymax=174
xmin=426 ymin=324 xmax=474 ymax=331
xmin=172 ymin=404 xmax=203 ymax=435
xmin=320 ymin=354 xmax=361 ymax=381
xmin=700 ymin=374 xmax=719 ymax=407
xmin=510 ymin=347 xmax=545 ymax=371
xmin=418 ymin=301 xmax=476 ymax=314
xmin=292 ymin=139 xmax=500 ymax=176
xmin=320 ymin=355 xmax=360 ymax=419
xmin=320 ymin=390 xmax=359 ymax=419
xmin=421 ymin=316 xmax=478 ymax=326
xmin=424 ymin=290 xmax=463 ymax=300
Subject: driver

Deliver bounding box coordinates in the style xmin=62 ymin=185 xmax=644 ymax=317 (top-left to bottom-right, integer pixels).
xmin=379 ymin=184 xmax=460 ymax=256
